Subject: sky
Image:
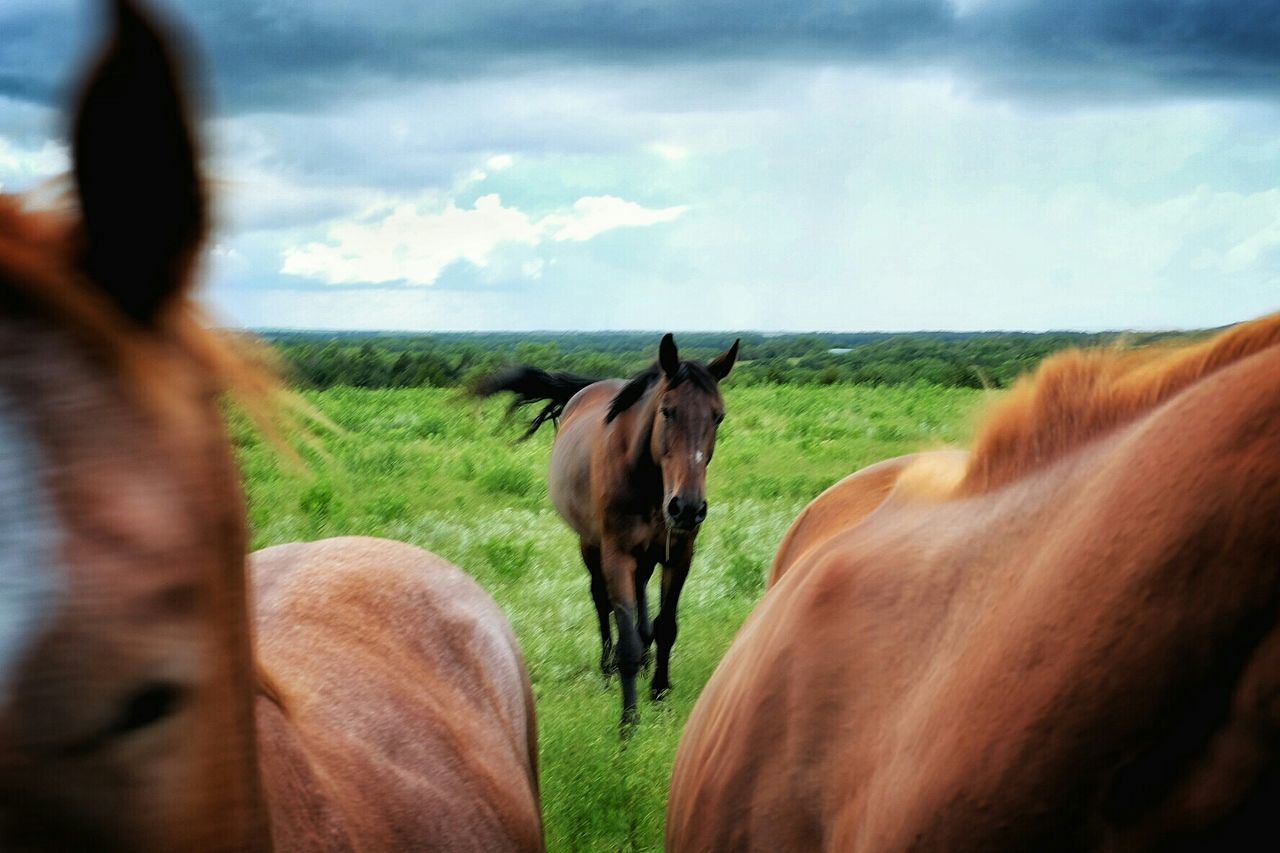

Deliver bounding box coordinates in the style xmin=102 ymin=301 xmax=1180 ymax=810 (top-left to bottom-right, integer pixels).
xmin=2 ymin=0 xmax=1279 ymax=332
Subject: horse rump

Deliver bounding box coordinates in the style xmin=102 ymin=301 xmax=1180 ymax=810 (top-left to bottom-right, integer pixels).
xmin=475 ymin=366 xmax=596 ymax=438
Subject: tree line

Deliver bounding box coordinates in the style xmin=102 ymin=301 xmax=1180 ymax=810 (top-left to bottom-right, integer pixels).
xmin=262 ymin=329 xmax=1202 ymax=392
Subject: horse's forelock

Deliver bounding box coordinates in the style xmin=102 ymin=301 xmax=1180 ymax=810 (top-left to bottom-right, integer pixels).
xmin=605 ymin=360 xmax=721 ymax=423
xmin=671 ymin=361 xmax=719 ymax=395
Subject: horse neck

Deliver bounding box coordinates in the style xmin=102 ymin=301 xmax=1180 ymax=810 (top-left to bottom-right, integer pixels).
xmin=616 ymin=384 xmax=664 ymax=499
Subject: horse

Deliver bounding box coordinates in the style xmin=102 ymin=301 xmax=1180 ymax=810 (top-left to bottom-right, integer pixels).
xmin=0 ymin=3 xmax=543 ymax=849
xmin=668 ymin=315 xmax=1280 ymax=850
xmin=480 ymin=334 xmax=738 ymax=728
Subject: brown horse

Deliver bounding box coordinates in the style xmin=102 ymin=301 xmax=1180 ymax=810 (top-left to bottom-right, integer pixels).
xmin=668 ymin=315 xmax=1280 ymax=850
xmin=481 ymin=335 xmax=738 ymax=728
xmin=0 ymin=3 xmax=542 ymax=850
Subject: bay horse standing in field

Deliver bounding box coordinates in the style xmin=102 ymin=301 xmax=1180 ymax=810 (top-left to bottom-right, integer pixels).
xmin=668 ymin=315 xmax=1280 ymax=851
xmin=0 ymin=3 xmax=542 ymax=849
xmin=481 ymin=334 xmax=738 ymax=728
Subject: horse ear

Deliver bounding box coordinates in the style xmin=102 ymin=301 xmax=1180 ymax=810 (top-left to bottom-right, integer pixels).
xmin=708 ymin=338 xmax=739 ymax=381
xmin=659 ymin=333 xmax=680 ymax=378
xmin=73 ymin=0 xmax=206 ymax=324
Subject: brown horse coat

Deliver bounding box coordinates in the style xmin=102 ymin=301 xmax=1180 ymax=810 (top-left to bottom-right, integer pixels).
xmin=669 ymin=315 xmax=1280 ymax=851
xmin=482 ymin=336 xmax=737 ymax=729
xmin=767 ymin=450 xmax=969 ymax=587
xmin=0 ymin=3 xmax=542 ymax=849
xmin=254 ymin=538 xmax=542 ymax=851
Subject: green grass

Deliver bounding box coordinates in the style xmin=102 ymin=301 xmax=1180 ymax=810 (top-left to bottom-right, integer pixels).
xmin=237 ymin=383 xmax=984 ymax=851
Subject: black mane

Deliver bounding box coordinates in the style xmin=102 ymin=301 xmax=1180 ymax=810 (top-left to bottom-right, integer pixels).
xmin=605 ymin=360 xmax=718 ymax=423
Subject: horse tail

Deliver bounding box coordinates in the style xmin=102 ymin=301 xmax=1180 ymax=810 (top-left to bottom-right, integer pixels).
xmin=475 ymin=366 xmax=597 ymax=439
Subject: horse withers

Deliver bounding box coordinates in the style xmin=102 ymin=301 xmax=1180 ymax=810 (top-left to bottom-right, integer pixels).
xmin=0 ymin=3 xmax=542 ymax=849
xmin=668 ymin=317 xmax=1280 ymax=850
xmin=481 ymin=334 xmax=738 ymax=729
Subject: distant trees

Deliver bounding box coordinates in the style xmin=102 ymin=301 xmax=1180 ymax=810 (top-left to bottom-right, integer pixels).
xmin=263 ymin=329 xmax=1192 ymax=392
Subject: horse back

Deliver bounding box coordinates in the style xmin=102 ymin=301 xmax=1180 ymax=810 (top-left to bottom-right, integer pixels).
xmin=768 ymin=450 xmax=968 ymax=587
xmin=670 ymin=343 xmax=1280 ymax=851
xmin=251 ymin=537 xmax=543 ymax=851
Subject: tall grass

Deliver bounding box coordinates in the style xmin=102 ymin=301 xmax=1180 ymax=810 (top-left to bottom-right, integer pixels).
xmin=237 ymin=383 xmax=982 ymax=851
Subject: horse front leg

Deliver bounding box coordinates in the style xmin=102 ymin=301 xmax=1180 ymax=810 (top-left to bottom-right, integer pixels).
xmin=602 ymin=543 xmax=643 ymax=733
xmin=651 ymin=560 xmax=690 ymax=701
xmin=581 ymin=542 xmax=614 ymax=676
xmin=634 ymin=556 xmax=657 ymax=663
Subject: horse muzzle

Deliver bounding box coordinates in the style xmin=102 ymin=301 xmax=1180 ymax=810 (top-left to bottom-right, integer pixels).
xmin=665 ymin=495 xmax=708 ymax=532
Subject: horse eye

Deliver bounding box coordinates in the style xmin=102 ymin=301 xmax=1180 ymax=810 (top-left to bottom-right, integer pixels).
xmin=714 ymin=413 xmax=725 ymax=425
xmin=661 ymin=407 xmax=675 ymax=420
xmin=108 ymin=681 xmax=186 ymax=737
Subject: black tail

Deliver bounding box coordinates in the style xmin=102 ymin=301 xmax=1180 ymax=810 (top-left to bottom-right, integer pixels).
xmin=475 ymin=366 xmax=597 ymax=439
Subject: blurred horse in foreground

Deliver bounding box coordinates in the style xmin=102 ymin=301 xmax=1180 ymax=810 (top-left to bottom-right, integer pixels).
xmin=0 ymin=2 xmax=542 ymax=849
xmin=669 ymin=315 xmax=1280 ymax=850
xmin=480 ymin=334 xmax=737 ymax=730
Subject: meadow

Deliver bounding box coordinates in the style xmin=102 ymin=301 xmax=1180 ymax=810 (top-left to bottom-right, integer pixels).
xmin=235 ymin=382 xmax=986 ymax=851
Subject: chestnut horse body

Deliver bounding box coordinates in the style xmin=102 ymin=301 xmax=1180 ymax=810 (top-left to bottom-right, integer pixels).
xmin=252 ymin=539 xmax=542 ymax=851
xmin=669 ymin=316 xmax=1280 ymax=850
xmin=0 ymin=3 xmax=541 ymax=850
xmin=482 ymin=335 xmax=737 ymax=727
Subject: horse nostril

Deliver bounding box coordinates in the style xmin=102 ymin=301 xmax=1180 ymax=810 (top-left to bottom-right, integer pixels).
xmin=667 ymin=496 xmax=682 ymax=518
xmin=695 ymin=502 xmax=708 ymax=523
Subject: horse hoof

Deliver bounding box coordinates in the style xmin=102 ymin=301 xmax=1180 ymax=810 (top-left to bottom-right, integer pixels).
xmin=651 ymin=684 xmax=671 ymax=702
xmin=620 ymin=708 xmax=640 ymax=737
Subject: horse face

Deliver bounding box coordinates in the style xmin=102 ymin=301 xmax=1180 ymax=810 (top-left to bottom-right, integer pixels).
xmin=0 ymin=327 xmax=251 ymax=851
xmin=652 ymin=336 xmax=738 ymax=532
xmin=0 ymin=3 xmax=263 ymax=849
xmin=653 ymin=382 xmax=724 ymax=531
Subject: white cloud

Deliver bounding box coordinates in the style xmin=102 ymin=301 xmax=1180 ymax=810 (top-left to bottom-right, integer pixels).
xmin=281 ymin=192 xmax=688 ymax=285
xmin=0 ymin=138 xmax=67 ymax=193
xmin=651 ymin=143 xmax=689 ymax=161
xmin=542 ymin=196 xmax=689 ymax=242
xmin=195 ymin=64 xmax=1280 ymax=331
xmin=522 ymin=258 xmax=546 ymax=279
xmin=282 ymin=194 xmax=538 ymax=285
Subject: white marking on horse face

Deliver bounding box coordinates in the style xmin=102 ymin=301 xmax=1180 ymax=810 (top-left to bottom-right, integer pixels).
xmin=0 ymin=390 xmax=62 ymax=703
xmin=694 ymin=450 xmax=705 ymax=464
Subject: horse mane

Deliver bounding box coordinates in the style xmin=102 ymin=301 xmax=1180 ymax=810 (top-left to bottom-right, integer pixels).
xmin=960 ymin=312 xmax=1280 ymax=494
xmin=606 ymin=360 xmax=719 ymax=423
xmin=0 ymin=196 xmax=280 ymax=425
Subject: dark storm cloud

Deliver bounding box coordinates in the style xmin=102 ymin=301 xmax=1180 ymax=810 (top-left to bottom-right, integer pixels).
xmin=2 ymin=0 xmax=1278 ymax=114
xmin=963 ymin=0 xmax=1280 ymax=100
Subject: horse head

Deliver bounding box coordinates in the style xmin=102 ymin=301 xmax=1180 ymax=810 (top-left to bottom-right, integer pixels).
xmin=0 ymin=2 xmax=269 ymax=848
xmin=648 ymin=334 xmax=737 ymax=532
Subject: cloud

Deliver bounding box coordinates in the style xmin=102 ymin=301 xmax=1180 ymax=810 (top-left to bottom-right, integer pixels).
xmin=651 ymin=143 xmax=690 ymax=162
xmin=0 ymin=136 xmax=66 ymax=193
xmin=958 ymin=0 xmax=1280 ymax=101
xmin=6 ymin=1 xmax=1280 ymax=114
xmin=0 ymin=0 xmax=948 ymax=112
xmin=14 ymin=3 xmax=1277 ymax=334
xmin=541 ymin=196 xmax=689 ymax=242
xmin=280 ymin=192 xmax=688 ymax=285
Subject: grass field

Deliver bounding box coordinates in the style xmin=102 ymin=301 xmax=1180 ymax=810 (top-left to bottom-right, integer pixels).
xmin=235 ymin=382 xmax=985 ymax=851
